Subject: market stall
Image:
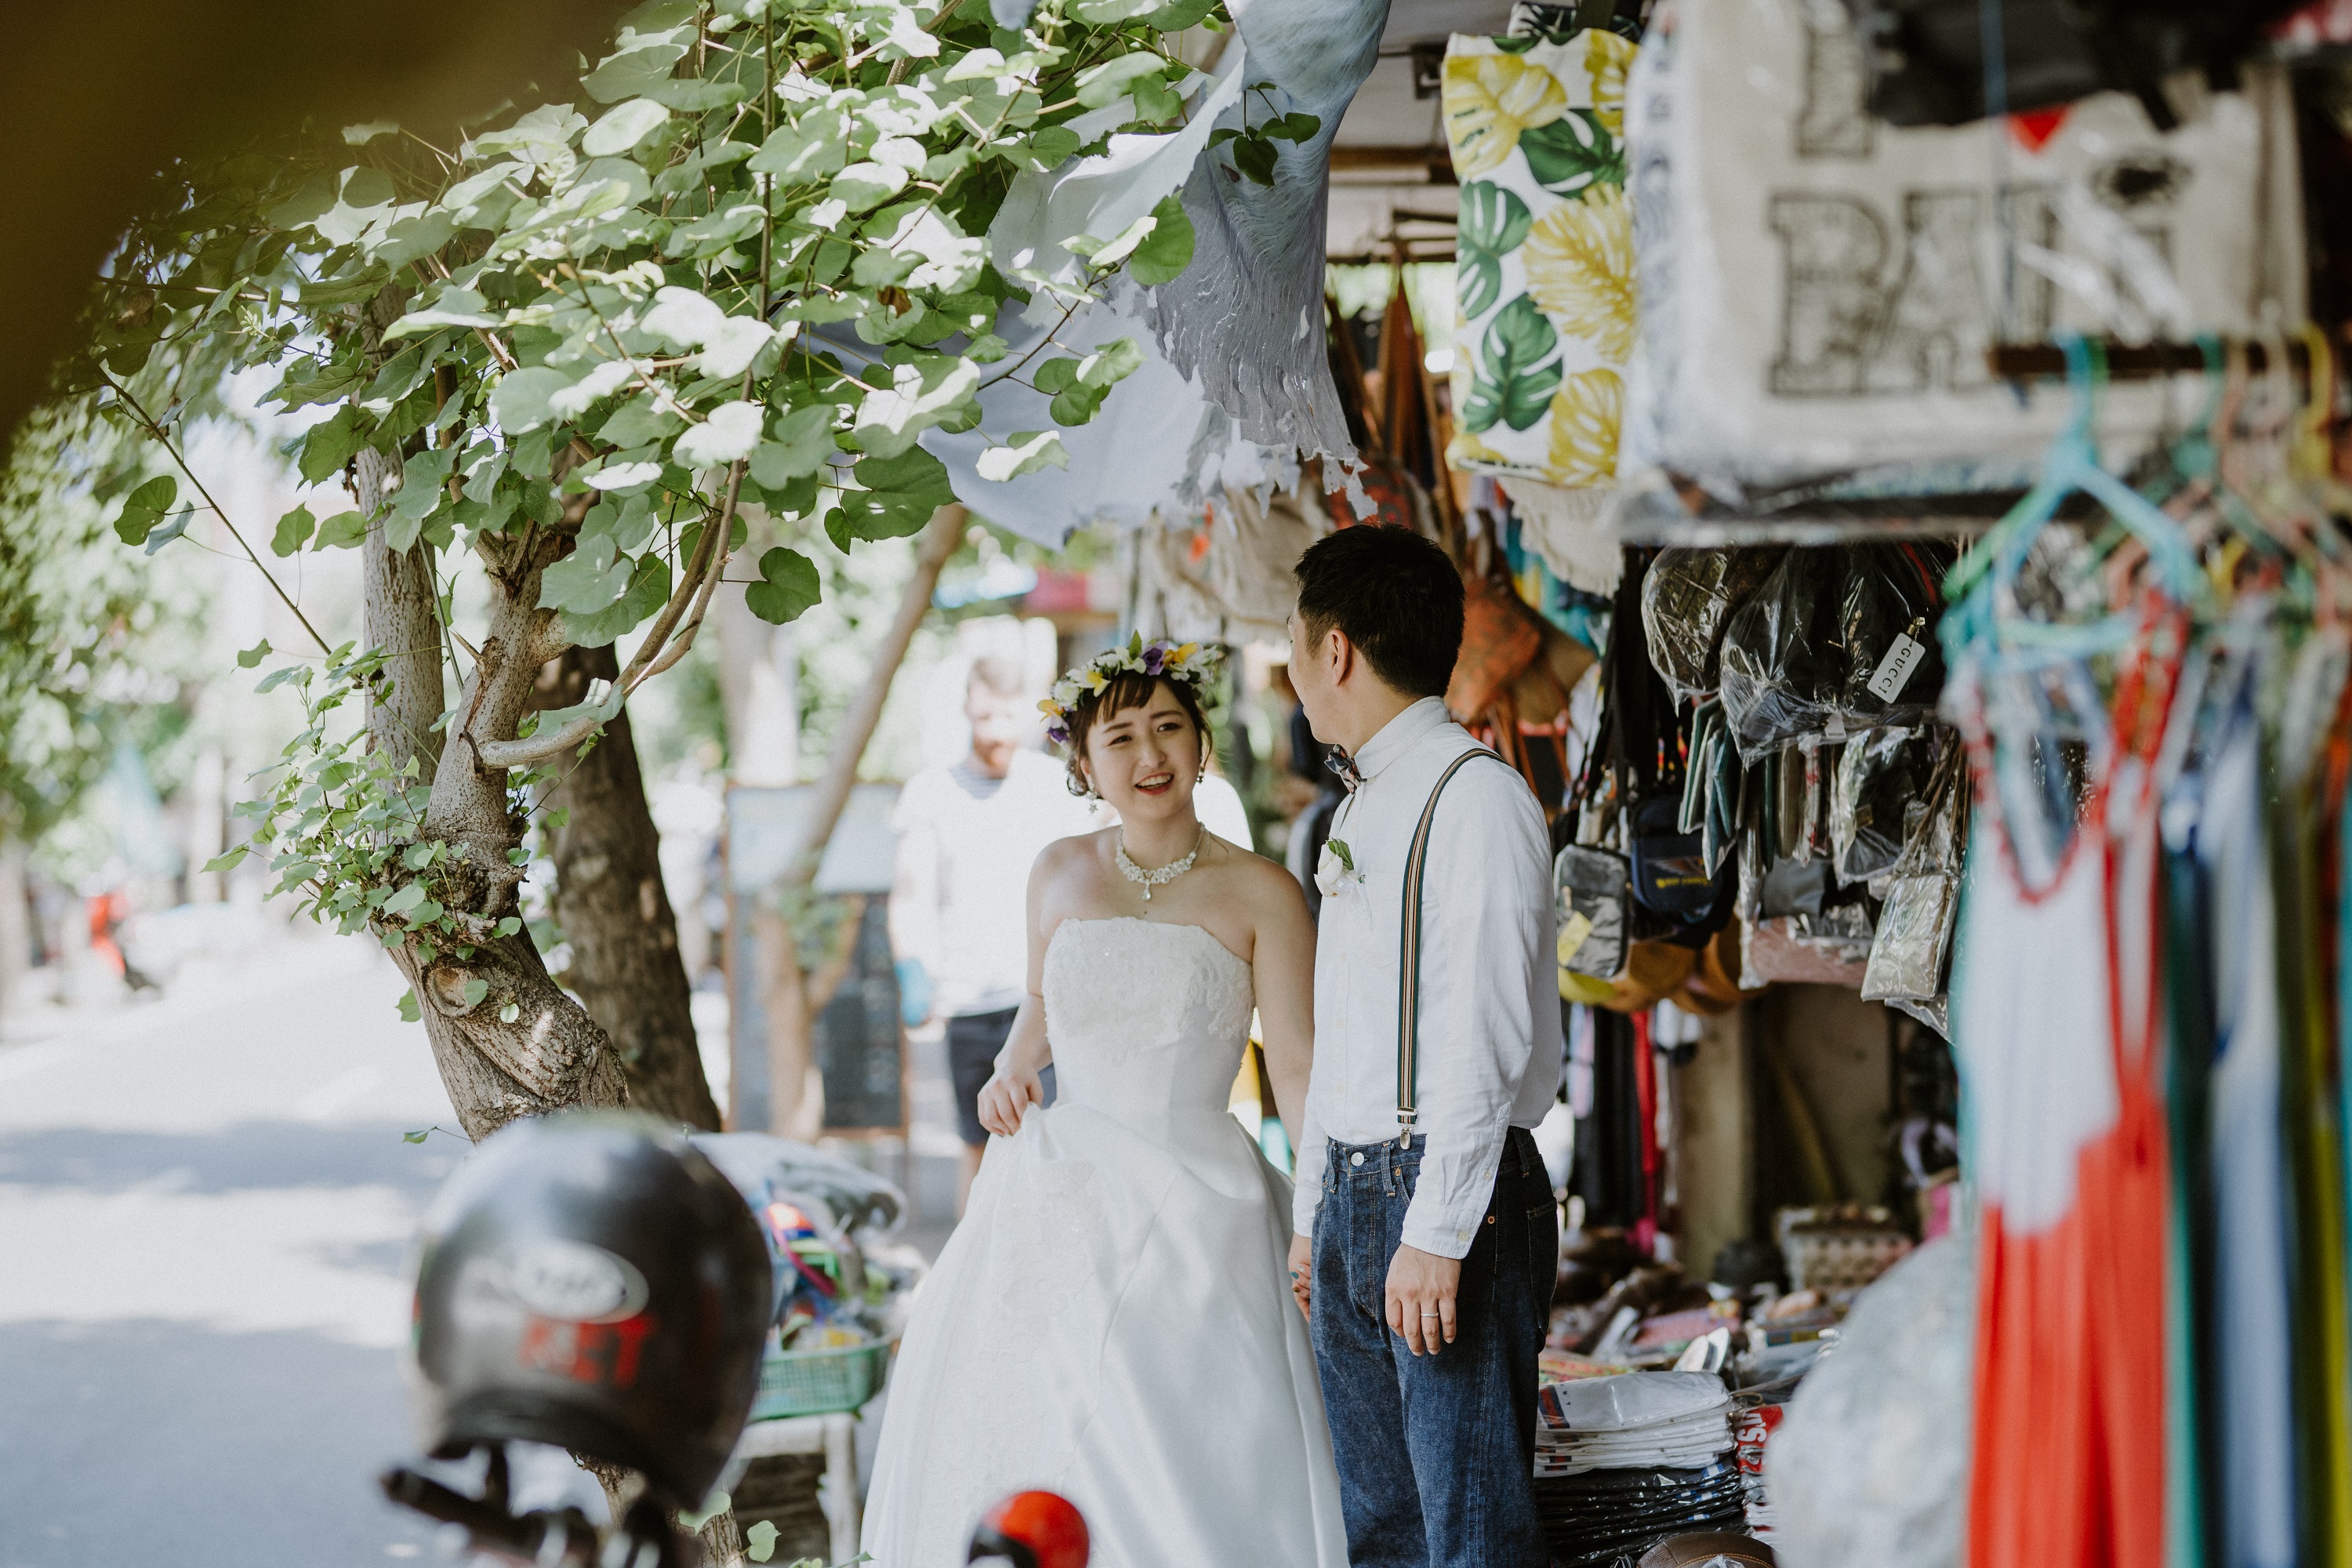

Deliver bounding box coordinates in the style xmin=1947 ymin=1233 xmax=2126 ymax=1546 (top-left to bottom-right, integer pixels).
xmin=934 ymin=0 xmax=2352 ymax=1563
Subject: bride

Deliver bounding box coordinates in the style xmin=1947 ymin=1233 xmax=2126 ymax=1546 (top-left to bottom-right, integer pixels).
xmin=862 ymin=641 xmax=1348 ymax=1567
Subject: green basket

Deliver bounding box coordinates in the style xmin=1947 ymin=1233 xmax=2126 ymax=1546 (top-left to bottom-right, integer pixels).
xmin=749 ymin=1338 xmax=895 ymax=1421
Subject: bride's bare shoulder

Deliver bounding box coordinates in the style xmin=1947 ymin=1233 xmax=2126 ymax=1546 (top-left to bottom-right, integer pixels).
xmin=1210 ymin=837 xmax=1312 ymax=920
xmin=1032 ymin=827 xmax=1112 ymax=884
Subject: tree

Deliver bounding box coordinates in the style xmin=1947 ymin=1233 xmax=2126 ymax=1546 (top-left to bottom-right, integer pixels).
xmin=43 ymin=0 xmax=1225 ymax=1547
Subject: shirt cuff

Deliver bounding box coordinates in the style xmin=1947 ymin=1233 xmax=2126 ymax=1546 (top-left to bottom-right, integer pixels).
xmin=1291 ymin=1134 xmax=1328 ymax=1236
xmin=1399 ymin=1139 xmax=1512 ymax=1260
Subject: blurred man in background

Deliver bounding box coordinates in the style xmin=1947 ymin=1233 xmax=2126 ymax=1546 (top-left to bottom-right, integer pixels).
xmin=890 ymin=657 xmax=1096 ymax=1214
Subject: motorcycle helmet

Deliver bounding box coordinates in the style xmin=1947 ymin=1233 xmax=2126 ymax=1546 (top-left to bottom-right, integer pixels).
xmin=408 ymin=1112 xmax=771 ymax=1508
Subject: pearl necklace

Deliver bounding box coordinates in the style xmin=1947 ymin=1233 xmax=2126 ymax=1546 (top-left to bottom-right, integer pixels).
xmin=1116 ymin=826 xmax=1205 ymax=902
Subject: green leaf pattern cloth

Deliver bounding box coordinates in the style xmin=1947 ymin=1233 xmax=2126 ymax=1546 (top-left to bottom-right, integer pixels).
xmin=1441 ymin=30 xmax=1637 ymax=492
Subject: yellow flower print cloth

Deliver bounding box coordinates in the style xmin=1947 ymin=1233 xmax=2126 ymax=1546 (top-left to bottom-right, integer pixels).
xmin=1441 ymin=30 xmax=1638 ymax=492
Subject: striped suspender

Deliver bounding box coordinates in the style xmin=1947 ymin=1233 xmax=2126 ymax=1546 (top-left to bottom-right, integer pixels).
xmin=1396 ymin=750 xmax=1490 ymax=1149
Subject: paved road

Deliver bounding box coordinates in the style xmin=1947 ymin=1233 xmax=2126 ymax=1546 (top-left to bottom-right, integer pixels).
xmin=0 ymin=933 xmax=615 ymax=1568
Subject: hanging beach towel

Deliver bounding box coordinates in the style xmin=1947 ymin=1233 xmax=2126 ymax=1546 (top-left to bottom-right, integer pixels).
xmin=1441 ymin=30 xmax=1639 ymax=505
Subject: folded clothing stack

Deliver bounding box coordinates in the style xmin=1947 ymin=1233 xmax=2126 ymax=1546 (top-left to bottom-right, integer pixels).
xmin=1531 ymin=1371 xmax=1754 ymax=1567
xmin=1535 ymin=1370 xmax=1737 ymax=1478
xmin=1532 ymin=1461 xmax=1750 ymax=1568
xmin=1733 ymin=1404 xmax=1782 ymax=1537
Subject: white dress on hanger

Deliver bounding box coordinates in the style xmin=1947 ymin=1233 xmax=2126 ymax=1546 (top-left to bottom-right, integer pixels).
xmin=862 ymin=916 xmax=1348 ymax=1568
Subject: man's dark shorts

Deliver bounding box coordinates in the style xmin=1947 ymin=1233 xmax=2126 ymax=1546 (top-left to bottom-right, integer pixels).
xmin=946 ymin=1007 xmax=1056 ymax=1148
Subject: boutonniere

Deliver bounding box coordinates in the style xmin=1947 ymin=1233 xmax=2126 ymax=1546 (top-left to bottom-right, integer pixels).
xmin=1316 ymin=839 xmax=1365 ymax=898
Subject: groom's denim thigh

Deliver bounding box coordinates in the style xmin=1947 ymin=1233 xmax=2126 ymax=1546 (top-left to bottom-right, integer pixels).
xmin=1310 ymin=1127 xmax=1555 ymax=1568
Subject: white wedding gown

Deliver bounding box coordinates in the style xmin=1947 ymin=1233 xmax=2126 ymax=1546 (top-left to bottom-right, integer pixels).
xmin=862 ymin=917 xmax=1348 ymax=1567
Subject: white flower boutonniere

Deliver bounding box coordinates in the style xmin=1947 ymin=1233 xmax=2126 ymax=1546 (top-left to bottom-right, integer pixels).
xmin=1316 ymin=839 xmax=1364 ymax=899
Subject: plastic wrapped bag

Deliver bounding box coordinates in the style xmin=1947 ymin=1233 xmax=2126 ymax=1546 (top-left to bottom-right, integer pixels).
xmin=1863 ymin=739 xmax=1969 ymax=1004
xmin=1831 ymin=727 xmax=1943 ymax=885
xmin=1558 ymin=843 xmax=1632 ymax=982
xmin=1642 ymin=547 xmax=1788 ymax=706
xmin=1766 ymin=1232 xmax=1975 ymax=1568
xmin=1717 ymin=543 xmax=1953 ymax=764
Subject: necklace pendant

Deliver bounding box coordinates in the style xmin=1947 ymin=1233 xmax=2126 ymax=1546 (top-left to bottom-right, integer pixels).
xmin=1141 ymin=887 xmax=1152 ymax=902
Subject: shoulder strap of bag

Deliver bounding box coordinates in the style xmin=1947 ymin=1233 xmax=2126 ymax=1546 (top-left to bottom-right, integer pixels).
xmin=1396 ymin=747 xmax=1499 ymax=1149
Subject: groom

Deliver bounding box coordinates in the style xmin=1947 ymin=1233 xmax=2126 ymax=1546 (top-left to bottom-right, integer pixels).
xmin=1287 ymin=524 xmax=1561 ymax=1568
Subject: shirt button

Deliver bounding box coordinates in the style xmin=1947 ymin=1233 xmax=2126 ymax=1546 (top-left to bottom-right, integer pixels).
xmin=1457 ymin=1229 xmax=1471 ymax=1243
xmin=1349 ymin=1152 xmax=1365 ymax=1167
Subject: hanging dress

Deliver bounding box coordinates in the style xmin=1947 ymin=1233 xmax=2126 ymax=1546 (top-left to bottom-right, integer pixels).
xmin=1955 ymin=631 xmax=2176 ymax=1568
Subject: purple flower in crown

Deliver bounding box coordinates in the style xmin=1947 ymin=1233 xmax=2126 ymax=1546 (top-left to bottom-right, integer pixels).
xmin=1046 ymin=722 xmax=1069 ymax=746
xmin=1142 ymin=641 xmax=1168 ymax=676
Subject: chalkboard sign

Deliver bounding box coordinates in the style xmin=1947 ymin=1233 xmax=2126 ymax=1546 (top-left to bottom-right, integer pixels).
xmin=725 ymin=784 xmax=906 ymax=1135
xmin=811 ymin=900 xmax=905 ymax=1131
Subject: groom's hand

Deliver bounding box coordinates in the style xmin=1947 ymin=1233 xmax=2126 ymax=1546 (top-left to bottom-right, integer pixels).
xmin=1288 ymin=1234 xmax=1312 ymax=1320
xmin=1386 ymin=1245 xmax=1461 ymax=1356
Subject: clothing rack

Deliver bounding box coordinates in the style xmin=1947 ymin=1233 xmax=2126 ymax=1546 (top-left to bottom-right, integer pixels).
xmin=1985 ymin=338 xmax=2318 ymax=380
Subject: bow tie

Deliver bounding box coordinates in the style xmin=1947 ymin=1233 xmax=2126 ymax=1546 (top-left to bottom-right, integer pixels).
xmin=1325 ymin=750 xmax=1363 ymax=793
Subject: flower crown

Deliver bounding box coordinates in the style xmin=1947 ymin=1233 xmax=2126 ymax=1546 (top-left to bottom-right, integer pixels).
xmin=1039 ymin=636 xmax=1221 ymax=746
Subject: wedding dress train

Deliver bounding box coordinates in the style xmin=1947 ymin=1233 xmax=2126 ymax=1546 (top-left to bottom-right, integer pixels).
xmin=862 ymin=916 xmax=1348 ymax=1567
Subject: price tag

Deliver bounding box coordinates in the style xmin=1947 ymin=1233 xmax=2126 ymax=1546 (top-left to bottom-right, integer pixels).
xmin=1867 ymin=632 xmax=1926 ymax=702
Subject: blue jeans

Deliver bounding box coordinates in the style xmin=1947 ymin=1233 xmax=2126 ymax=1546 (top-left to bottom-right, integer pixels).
xmin=1310 ymin=1127 xmax=1555 ymax=1568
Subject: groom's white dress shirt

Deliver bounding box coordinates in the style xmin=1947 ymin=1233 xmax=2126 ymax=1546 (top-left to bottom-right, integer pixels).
xmin=1292 ymin=697 xmax=1562 ymax=1259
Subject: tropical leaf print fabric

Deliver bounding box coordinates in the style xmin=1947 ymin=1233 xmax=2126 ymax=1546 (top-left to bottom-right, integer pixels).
xmin=1442 ymin=30 xmax=1637 ymax=491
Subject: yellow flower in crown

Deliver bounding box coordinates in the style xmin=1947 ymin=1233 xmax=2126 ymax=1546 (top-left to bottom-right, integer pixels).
xmin=1443 ymin=52 xmax=1570 ymax=180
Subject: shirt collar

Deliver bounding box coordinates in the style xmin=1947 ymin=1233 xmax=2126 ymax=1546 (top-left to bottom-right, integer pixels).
xmin=1344 ymin=696 xmax=1452 ymax=784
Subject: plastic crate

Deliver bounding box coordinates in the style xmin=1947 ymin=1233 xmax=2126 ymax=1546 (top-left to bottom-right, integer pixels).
xmin=750 ymin=1339 xmax=895 ymax=1421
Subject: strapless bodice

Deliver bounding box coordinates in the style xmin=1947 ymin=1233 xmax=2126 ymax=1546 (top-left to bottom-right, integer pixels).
xmin=1041 ymin=917 xmax=1254 ymax=1130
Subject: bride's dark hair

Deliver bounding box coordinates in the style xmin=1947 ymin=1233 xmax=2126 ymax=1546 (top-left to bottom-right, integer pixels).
xmin=1058 ymin=672 xmax=1214 ymax=799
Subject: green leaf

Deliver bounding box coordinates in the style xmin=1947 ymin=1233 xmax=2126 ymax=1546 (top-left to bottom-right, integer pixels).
xmin=583 ymin=97 xmax=671 ymax=156
xmin=237 ymin=639 xmax=273 ymax=670
xmin=1147 ymin=0 xmax=1219 ymax=28
xmin=1033 ymin=358 xmax=1079 ymax=394
xmin=314 ymin=510 xmax=368 ymax=550
xmin=401 ymin=840 xmax=438 ymax=871
xmin=402 ymin=1124 xmax=428 ymax=1140
xmin=583 ymin=39 xmax=690 ymax=103
xmin=842 ymin=446 xmax=954 ymax=541
xmin=540 ymin=535 xmax=633 ymax=615
xmin=1127 ymin=195 xmax=1196 ymax=286
xmin=1077 ymin=337 xmax=1144 ymax=388
xmin=1019 ymin=125 xmax=1083 ymax=172
xmin=202 ymin=846 xmax=250 ymax=875
xmin=752 ymin=405 xmax=837 ymax=486
xmin=1049 ymin=382 xmax=1109 ymax=426
xmin=976 ymin=431 xmax=1069 ymax=482
xmin=748 ymin=111 xmax=849 ymax=183
xmin=271 ymin=506 xmax=316 ymax=557
xmin=494 ymin=916 xmax=522 ymax=938
xmin=1232 ymin=135 xmax=1276 ymax=186
xmin=746 ymin=1521 xmax=779 ymax=1564
xmin=387 ymin=285 xmax=499 ymax=336
xmin=298 ymin=406 xmax=369 ymax=483
xmin=1463 ymin=294 xmax=1563 ymax=434
xmin=113 ymin=475 xmax=179 ymax=546
xmin=1264 ymin=111 xmax=1323 ymax=142
xmin=1456 ymin=183 xmax=1534 ymax=320
xmin=461 ymin=976 xmax=489 ymax=1008
xmin=745 ymin=546 xmax=822 ymax=624
xmin=1518 ymin=111 xmax=1623 ymax=197
xmin=831 ymin=162 xmax=910 ymax=213
xmin=499 ymin=1001 xmax=521 ymax=1023
xmin=490 ymin=366 xmax=571 ymax=434
xmin=1076 ymin=52 xmax=1166 ymax=110
xmin=381 ymin=882 xmax=427 ymax=917
xmin=563 ymin=554 xmax=671 ymax=648
xmin=673 ymin=400 xmax=765 ymax=467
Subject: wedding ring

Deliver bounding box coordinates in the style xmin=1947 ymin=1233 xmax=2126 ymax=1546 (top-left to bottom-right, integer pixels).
xmin=1420 ymin=1311 xmax=1441 ymax=1318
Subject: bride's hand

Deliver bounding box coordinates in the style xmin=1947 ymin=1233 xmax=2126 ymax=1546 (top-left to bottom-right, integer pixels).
xmin=976 ymin=1063 xmax=1044 ymax=1137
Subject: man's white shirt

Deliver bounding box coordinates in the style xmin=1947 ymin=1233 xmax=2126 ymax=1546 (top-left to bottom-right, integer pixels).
xmin=1293 ymin=697 xmax=1562 ymax=1258
xmin=891 ymin=750 xmax=1101 ymax=1018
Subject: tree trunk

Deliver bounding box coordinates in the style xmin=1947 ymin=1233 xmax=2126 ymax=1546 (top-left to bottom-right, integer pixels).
xmin=536 ymin=642 xmax=722 ymax=1131
xmin=758 ymin=504 xmax=965 ymax=1138
xmin=361 ymin=481 xmax=626 ymax=1142
xmin=0 ymin=838 xmax=26 ymax=1023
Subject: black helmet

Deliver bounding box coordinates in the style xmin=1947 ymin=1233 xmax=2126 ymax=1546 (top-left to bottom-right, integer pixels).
xmin=407 ymin=1112 xmax=771 ymax=1508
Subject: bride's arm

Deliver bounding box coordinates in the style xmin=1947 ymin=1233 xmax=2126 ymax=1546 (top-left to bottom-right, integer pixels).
xmin=1248 ymin=862 xmax=1318 ymax=1152
xmin=976 ymin=841 xmax=1062 ymax=1137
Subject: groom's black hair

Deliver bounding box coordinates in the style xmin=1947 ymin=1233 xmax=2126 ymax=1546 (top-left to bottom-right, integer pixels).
xmin=1293 ymin=524 xmax=1463 ymax=699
